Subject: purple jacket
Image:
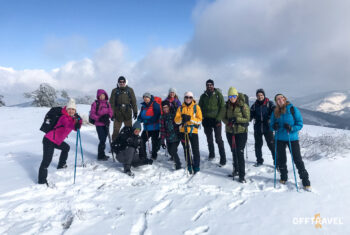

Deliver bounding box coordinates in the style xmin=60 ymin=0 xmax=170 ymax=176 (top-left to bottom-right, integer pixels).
xmin=90 ymin=89 xmax=113 ymax=126
xmin=165 ymin=96 xmax=182 ymax=112
xmin=45 ymin=107 xmax=82 ymax=145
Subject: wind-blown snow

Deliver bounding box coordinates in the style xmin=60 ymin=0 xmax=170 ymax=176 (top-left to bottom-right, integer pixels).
xmin=0 ymin=105 xmax=349 ymax=234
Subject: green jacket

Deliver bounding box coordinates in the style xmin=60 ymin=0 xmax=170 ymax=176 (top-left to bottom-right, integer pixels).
xmin=222 ymin=93 xmax=250 ymax=134
xmin=110 ymin=86 xmax=137 ymax=122
xmin=198 ymin=88 xmax=225 ymax=121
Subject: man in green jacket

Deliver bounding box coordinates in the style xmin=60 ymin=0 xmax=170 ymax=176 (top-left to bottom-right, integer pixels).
xmin=110 ymin=76 xmax=138 ymax=141
xmin=199 ymin=79 xmax=226 ymax=165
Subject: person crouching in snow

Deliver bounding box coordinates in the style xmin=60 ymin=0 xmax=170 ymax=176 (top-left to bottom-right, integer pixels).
xmin=38 ymin=99 xmax=82 ymax=185
xmin=270 ymin=94 xmax=311 ymax=190
xmin=175 ymin=92 xmax=203 ymax=174
xmin=112 ymin=121 xmax=152 ymax=176
xmin=89 ymin=89 xmax=113 ymax=161
xmin=160 ymin=100 xmax=181 ymax=170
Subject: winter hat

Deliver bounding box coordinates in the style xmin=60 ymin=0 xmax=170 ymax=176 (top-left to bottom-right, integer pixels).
xmin=169 ymin=88 xmax=177 ymax=94
xmin=228 ymin=87 xmax=238 ymax=97
xmin=132 ymin=121 xmax=142 ymax=131
xmin=143 ymin=92 xmax=151 ymax=99
xmin=256 ymin=88 xmax=265 ymax=96
xmin=274 ymin=93 xmax=285 ymax=101
xmin=161 ymin=100 xmax=170 ymax=107
xmin=184 ymin=91 xmax=194 ymax=97
xmin=66 ymin=98 xmax=76 ymax=110
xmin=206 ymin=79 xmax=214 ymax=85
xmin=118 ymin=76 xmax=126 ymax=82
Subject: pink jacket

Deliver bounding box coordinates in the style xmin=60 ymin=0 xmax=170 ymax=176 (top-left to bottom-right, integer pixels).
xmin=45 ymin=107 xmax=82 ymax=145
xmin=90 ymin=89 xmax=113 ymax=126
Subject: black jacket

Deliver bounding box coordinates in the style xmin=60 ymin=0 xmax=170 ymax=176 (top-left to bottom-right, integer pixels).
xmin=250 ymin=98 xmax=275 ymax=134
xmin=112 ymin=127 xmax=142 ymax=153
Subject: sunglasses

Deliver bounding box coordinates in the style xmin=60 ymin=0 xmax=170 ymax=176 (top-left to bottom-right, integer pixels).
xmin=228 ymin=95 xmax=237 ymax=99
xmin=185 ymin=96 xmax=193 ymax=99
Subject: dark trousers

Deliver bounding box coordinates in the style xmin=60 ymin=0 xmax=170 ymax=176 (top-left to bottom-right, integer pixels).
xmin=38 ymin=137 xmax=70 ymax=183
xmin=226 ymin=132 xmax=247 ymax=179
xmin=141 ymin=130 xmax=160 ymax=159
xmin=277 ymin=140 xmax=310 ymax=187
xmin=254 ymin=131 xmax=275 ymax=164
xmin=96 ymin=126 xmax=108 ymax=158
xmin=203 ymin=118 xmax=226 ymax=163
xmin=180 ymin=133 xmax=200 ymax=170
xmin=167 ymin=141 xmax=181 ymax=168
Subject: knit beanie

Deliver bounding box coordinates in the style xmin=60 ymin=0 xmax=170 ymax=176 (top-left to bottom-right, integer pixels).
xmin=228 ymin=87 xmax=238 ymax=96
xmin=206 ymin=79 xmax=214 ymax=85
xmin=256 ymin=88 xmax=265 ymax=96
xmin=169 ymin=88 xmax=176 ymax=94
xmin=143 ymin=92 xmax=152 ymax=99
xmin=118 ymin=76 xmax=126 ymax=82
xmin=66 ymin=98 xmax=76 ymax=110
xmin=132 ymin=121 xmax=142 ymax=131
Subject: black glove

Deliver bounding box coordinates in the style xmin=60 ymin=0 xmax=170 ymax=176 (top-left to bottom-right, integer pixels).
xmin=273 ymin=122 xmax=279 ymax=131
xmin=182 ymin=114 xmax=191 ymax=123
xmin=99 ymin=114 xmax=110 ymax=125
xmin=284 ymin=123 xmax=292 ymax=132
xmin=228 ymin=117 xmax=236 ymax=127
xmin=216 ymin=120 xmax=222 ymax=127
xmin=161 ymin=143 xmax=166 ymax=149
xmin=74 ymin=113 xmax=81 ymax=120
xmin=126 ymin=137 xmax=133 ymax=145
xmin=133 ymin=112 xmax=138 ymax=120
xmin=75 ymin=120 xmax=81 ymax=130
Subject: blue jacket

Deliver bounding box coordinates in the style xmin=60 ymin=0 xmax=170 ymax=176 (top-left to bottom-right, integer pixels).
xmin=269 ymin=103 xmax=303 ymax=141
xmin=137 ymin=95 xmax=161 ymax=131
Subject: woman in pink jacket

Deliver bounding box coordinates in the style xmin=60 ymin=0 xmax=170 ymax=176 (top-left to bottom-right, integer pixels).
xmin=89 ymin=89 xmax=113 ymax=160
xmin=38 ymin=99 xmax=82 ymax=185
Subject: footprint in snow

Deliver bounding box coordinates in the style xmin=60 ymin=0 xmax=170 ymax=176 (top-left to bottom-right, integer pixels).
xmin=184 ymin=225 xmax=209 ymax=235
xmin=228 ymin=199 xmax=246 ymax=210
xmin=148 ymin=199 xmax=172 ymax=215
xmin=191 ymin=207 xmax=210 ymax=222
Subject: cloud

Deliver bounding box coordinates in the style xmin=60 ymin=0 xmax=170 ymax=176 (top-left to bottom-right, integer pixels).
xmin=2 ymin=0 xmax=350 ymax=105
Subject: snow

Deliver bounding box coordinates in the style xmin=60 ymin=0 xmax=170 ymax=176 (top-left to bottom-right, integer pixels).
xmin=0 ymin=105 xmax=349 ymax=234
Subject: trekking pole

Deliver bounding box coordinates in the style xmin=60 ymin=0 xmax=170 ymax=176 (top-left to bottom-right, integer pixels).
xmin=106 ymin=123 xmax=116 ymax=162
xmin=74 ymin=130 xmax=79 ymax=184
xmin=77 ymin=129 xmax=85 ymax=167
xmin=186 ymin=131 xmax=193 ymax=169
xmin=146 ymin=131 xmax=152 ymax=154
xmin=274 ymin=131 xmax=278 ymax=188
xmin=245 ymin=144 xmax=248 ymax=160
xmin=288 ymin=133 xmax=299 ymax=192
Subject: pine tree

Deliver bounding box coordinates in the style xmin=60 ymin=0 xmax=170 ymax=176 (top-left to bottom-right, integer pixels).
xmin=24 ymin=83 xmax=57 ymax=107
xmin=0 ymin=95 xmax=5 ymax=106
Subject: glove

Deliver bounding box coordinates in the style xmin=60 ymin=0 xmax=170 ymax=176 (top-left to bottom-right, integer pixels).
xmin=161 ymin=143 xmax=166 ymax=149
xmin=182 ymin=114 xmax=191 ymax=123
xmin=284 ymin=123 xmax=292 ymax=132
xmin=111 ymin=116 xmax=115 ymax=122
xmin=99 ymin=114 xmax=110 ymax=125
xmin=126 ymin=137 xmax=133 ymax=145
xmin=74 ymin=113 xmax=81 ymax=120
xmin=228 ymin=117 xmax=236 ymax=127
xmin=133 ymin=112 xmax=138 ymax=120
xmin=273 ymin=122 xmax=279 ymax=131
xmin=216 ymin=120 xmax=222 ymax=127
xmin=75 ymin=120 xmax=81 ymax=130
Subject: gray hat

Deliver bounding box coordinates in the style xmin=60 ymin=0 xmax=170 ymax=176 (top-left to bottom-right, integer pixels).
xmin=169 ymin=88 xmax=176 ymax=94
xmin=143 ymin=92 xmax=151 ymax=99
xmin=132 ymin=121 xmax=142 ymax=131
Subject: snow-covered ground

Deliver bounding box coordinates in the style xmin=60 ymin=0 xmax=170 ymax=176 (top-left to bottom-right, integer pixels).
xmin=0 ymin=105 xmax=349 ymax=234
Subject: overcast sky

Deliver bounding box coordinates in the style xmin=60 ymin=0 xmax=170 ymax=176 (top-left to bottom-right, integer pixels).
xmin=1 ymin=0 xmax=350 ymax=104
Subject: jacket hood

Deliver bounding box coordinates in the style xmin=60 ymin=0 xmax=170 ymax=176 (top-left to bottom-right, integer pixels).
xmin=96 ymin=89 xmax=109 ymax=100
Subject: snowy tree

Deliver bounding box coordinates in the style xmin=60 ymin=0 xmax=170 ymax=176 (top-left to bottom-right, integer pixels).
xmin=75 ymin=95 xmax=94 ymax=104
xmin=0 ymin=95 xmax=5 ymax=106
xmin=61 ymin=90 xmax=70 ymax=100
xmin=24 ymin=83 xmax=57 ymax=107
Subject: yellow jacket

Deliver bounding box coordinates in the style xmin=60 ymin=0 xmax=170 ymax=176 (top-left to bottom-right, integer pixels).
xmin=175 ymin=101 xmax=203 ymax=134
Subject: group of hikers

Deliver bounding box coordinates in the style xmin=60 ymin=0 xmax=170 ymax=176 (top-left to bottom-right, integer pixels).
xmin=38 ymin=76 xmax=311 ymax=190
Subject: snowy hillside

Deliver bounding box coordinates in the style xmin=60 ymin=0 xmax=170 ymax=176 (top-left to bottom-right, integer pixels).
xmin=0 ymin=106 xmax=350 ymax=234
xmin=293 ymin=90 xmax=350 ymax=118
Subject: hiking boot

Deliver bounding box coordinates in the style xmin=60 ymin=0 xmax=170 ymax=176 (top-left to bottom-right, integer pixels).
xmin=238 ymin=178 xmax=246 ymax=183
xmin=193 ymin=167 xmax=200 ymax=174
xmin=188 ymin=166 xmax=193 ymax=174
xmin=253 ymin=162 xmax=263 ymax=167
xmin=98 ymin=155 xmax=109 ymax=161
xmin=219 ymin=159 xmax=226 ymax=166
xmin=151 ymin=154 xmax=157 ymax=160
xmin=57 ymin=164 xmax=67 ymax=169
xmin=175 ymin=164 xmax=182 ymax=170
xmin=124 ymin=170 xmax=135 ymax=177
xmin=304 ymin=186 xmax=312 ymax=191
xmin=208 ymin=156 xmax=215 ymax=161
xmin=280 ymin=180 xmax=286 ymax=185
xmin=147 ymin=159 xmax=153 ymax=165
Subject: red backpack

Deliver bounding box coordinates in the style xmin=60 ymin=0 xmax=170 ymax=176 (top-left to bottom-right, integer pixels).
xmin=145 ymin=96 xmax=163 ymax=117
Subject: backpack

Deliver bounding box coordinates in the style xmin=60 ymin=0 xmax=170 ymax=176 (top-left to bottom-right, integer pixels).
xmin=225 ymin=93 xmax=250 ymax=128
xmin=89 ymin=100 xmax=109 ymax=124
xmin=40 ymin=107 xmax=63 ymax=133
xmin=144 ymin=96 xmax=163 ymax=117
xmin=153 ymin=97 xmax=163 ymax=115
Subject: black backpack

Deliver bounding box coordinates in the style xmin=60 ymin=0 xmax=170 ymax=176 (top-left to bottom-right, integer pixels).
xmin=89 ymin=100 xmax=109 ymax=124
xmin=40 ymin=107 xmax=63 ymax=133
